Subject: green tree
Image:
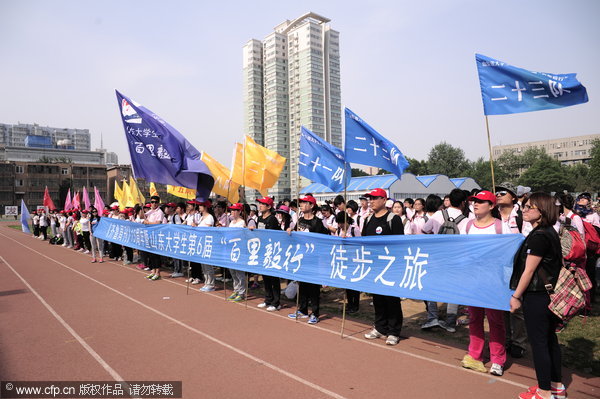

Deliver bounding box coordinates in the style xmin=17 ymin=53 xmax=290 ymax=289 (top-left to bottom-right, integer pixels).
xmin=377 ymin=168 xmax=391 ymax=175
xmin=469 ymin=157 xmax=509 ymax=190
xmin=351 ymin=168 xmax=369 ymax=177
xmin=494 ymin=151 xmax=521 ymax=183
xmin=588 ymin=139 xmax=600 ymax=192
xmin=426 ymin=142 xmax=470 ymax=177
xmin=518 ymin=157 xmax=574 ymax=193
xmin=565 ymin=163 xmax=591 ymax=192
xmin=405 ymin=157 xmax=429 ymax=175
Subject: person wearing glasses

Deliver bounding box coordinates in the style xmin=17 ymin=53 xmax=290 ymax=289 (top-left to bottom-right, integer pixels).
xmin=89 ymin=207 xmax=104 ymax=263
xmin=510 ymin=193 xmax=565 ymax=399
xmin=144 ymin=196 xmax=167 ymax=281
xmin=362 ymin=188 xmax=405 ymax=346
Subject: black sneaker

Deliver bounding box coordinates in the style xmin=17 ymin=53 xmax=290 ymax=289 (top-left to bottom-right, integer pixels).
xmin=510 ymin=346 xmax=525 ymax=358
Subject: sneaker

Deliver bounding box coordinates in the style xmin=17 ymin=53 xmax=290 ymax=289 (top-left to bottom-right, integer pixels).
xmin=200 ymin=285 xmax=215 ymax=292
xmin=421 ymin=319 xmax=440 ymax=329
xmin=98 ymin=259 xmax=104 ymax=263
xmin=150 ymin=274 xmax=161 ymax=281
xmin=227 ymin=293 xmax=238 ymax=301
xmin=307 ymin=315 xmax=319 ymax=324
xmin=145 ymin=274 xmax=155 ymax=279
xmin=232 ymin=294 xmax=244 ymax=302
xmin=510 ymin=345 xmax=525 ymax=358
xmin=185 ymin=278 xmax=194 ymax=283
xmin=526 ymin=385 xmax=567 ymax=399
xmin=143 ymin=267 xmax=150 ymax=271
xmin=136 ymin=264 xmax=146 ymax=270
xmin=386 ymin=335 xmax=400 ymax=345
xmin=78 ymin=248 xmax=85 ymax=252
xmin=461 ymin=354 xmax=487 ymax=373
xmin=215 ymin=276 xmax=224 ymax=282
xmin=364 ymin=328 xmax=384 ymax=340
xmin=489 ymin=363 xmax=503 ymax=376
xmin=84 ymin=250 xmax=90 ymax=254
xmin=518 ymin=390 xmax=546 ymax=399
xmin=457 ymin=318 xmax=470 ymax=326
xmin=91 ymin=258 xmax=97 ymax=263
xmin=439 ymin=320 xmax=456 ymax=333
xmin=123 ymin=260 xmax=131 ymax=265
xmin=257 ymin=302 xmax=268 ymax=308
xmin=170 ymin=272 xmax=184 ymax=278
xmin=62 ymin=244 xmax=67 ymax=247
xmin=266 ymin=305 xmax=281 ymax=312
xmin=191 ymin=278 xmax=201 ymax=285
xmin=288 ymin=311 xmax=308 ymax=319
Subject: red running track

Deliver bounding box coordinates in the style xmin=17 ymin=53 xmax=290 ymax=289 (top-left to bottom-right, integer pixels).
xmin=0 ymin=224 xmax=598 ymax=399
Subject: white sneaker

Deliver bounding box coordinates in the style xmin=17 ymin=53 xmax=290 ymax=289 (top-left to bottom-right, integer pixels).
xmin=364 ymin=328 xmax=383 ymax=340
xmin=266 ymin=305 xmax=281 ymax=312
xmin=257 ymin=302 xmax=268 ymax=308
xmin=171 ymin=272 xmax=184 ymax=278
xmin=185 ymin=278 xmax=194 ymax=283
xmin=191 ymin=278 xmax=201 ymax=285
xmin=386 ymin=335 xmax=400 ymax=346
xmin=61 ymin=244 xmax=67 ymax=247
xmin=84 ymin=250 xmax=90 ymax=254
xmin=489 ymin=363 xmax=503 ymax=376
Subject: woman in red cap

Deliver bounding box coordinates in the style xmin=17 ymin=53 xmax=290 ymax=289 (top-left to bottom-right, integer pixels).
xmin=197 ymin=200 xmax=216 ymax=292
xmin=461 ymin=190 xmax=510 ymax=377
xmin=226 ymin=203 xmax=247 ymax=301
xmin=287 ymin=195 xmax=329 ymax=325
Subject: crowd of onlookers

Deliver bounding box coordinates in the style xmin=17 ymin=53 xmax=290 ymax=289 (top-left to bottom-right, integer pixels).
xmin=28 ymin=183 xmax=600 ymax=399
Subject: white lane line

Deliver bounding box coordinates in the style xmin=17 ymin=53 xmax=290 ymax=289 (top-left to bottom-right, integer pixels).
xmin=0 ymin=255 xmax=124 ymax=382
xmin=0 ymin=232 xmax=349 ymax=399
xmin=2 ymin=229 xmax=529 ymax=390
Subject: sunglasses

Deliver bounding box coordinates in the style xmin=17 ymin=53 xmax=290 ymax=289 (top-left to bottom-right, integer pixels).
xmin=495 ymin=191 xmax=509 ymax=197
xmin=368 ymin=196 xmax=384 ymax=200
xmin=522 ymin=204 xmax=538 ymax=211
xmin=151 ymin=200 xmax=159 ymax=204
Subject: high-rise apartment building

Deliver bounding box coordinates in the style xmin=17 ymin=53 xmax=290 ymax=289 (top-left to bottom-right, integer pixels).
xmin=243 ymin=12 xmax=342 ymax=200
xmin=0 ymin=123 xmax=91 ymax=150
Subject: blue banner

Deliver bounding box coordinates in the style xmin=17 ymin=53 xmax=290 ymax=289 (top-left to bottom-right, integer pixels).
xmin=476 ymin=54 xmax=589 ymax=115
xmin=115 ymin=90 xmax=215 ymax=200
xmin=299 ymin=126 xmax=349 ymax=193
xmin=344 ymin=108 xmax=409 ymax=178
xmin=94 ymin=218 xmax=524 ymax=311
xmin=20 ymin=199 xmax=31 ymax=234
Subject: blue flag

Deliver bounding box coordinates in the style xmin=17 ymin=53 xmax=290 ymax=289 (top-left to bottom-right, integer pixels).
xmin=115 ymin=90 xmax=214 ymax=200
xmin=20 ymin=199 xmax=31 ymax=234
xmin=344 ymin=108 xmax=409 ymax=178
xmin=299 ymin=126 xmax=349 ymax=192
xmin=476 ymin=54 xmax=589 ymax=115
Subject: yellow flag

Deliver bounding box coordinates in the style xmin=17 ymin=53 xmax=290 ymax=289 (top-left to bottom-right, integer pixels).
xmin=201 ymin=152 xmax=240 ymax=203
xmin=230 ymin=142 xmax=244 ymax=186
xmin=129 ymin=176 xmax=145 ymax=205
xmin=149 ymin=182 xmax=158 ymax=197
xmin=121 ymin=180 xmax=136 ymax=209
xmin=114 ymin=180 xmax=123 ymax=205
xmin=167 ymin=185 xmax=196 ymax=200
xmin=244 ymin=135 xmax=286 ymax=194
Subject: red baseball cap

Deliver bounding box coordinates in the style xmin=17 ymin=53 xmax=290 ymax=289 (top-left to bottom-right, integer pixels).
xmin=81 ymin=210 xmax=89 ymax=214
xmin=111 ymin=205 xmax=119 ymax=210
xmin=256 ymin=196 xmax=274 ymax=207
xmin=469 ymin=190 xmax=497 ymax=205
xmin=102 ymin=210 xmax=110 ymax=216
xmin=364 ymin=188 xmax=388 ymax=199
xmin=143 ymin=203 xmax=151 ymax=208
xmin=199 ymin=199 xmax=212 ymax=208
xmin=166 ymin=202 xmax=177 ymax=207
xmin=299 ymin=195 xmax=317 ymax=205
xmin=228 ymin=203 xmax=243 ymax=211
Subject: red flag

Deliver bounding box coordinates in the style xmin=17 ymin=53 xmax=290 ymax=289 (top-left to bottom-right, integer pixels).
xmin=72 ymin=191 xmax=81 ymax=210
xmin=94 ymin=187 xmax=105 ymax=211
xmin=43 ymin=186 xmax=56 ymax=210
xmin=64 ymin=189 xmax=73 ymax=210
xmin=82 ymin=186 xmax=91 ymax=210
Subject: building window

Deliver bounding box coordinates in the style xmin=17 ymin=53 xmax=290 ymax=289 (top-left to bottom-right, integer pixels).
xmin=15 ymin=179 xmax=24 ymax=187
xmin=15 ymin=165 xmax=23 ymax=174
xmin=61 ymin=168 xmax=69 ymax=175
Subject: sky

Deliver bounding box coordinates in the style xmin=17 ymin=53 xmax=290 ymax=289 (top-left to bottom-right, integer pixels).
xmin=0 ymin=0 xmax=598 ymax=168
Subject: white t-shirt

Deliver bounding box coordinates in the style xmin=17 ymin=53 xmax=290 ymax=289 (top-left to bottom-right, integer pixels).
xmin=229 ymin=218 xmax=246 ymax=228
xmin=585 ymin=212 xmax=600 ymax=228
xmin=79 ymin=217 xmax=90 ymax=232
xmin=466 ymin=220 xmax=511 ymax=235
xmin=198 ymin=214 xmax=214 ymax=227
xmin=422 ymin=207 xmax=469 ymax=234
xmin=564 ymin=211 xmax=585 ymax=237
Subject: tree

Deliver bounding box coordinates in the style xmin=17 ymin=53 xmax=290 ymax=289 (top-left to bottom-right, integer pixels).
xmin=405 ymin=157 xmax=429 ymax=175
xmin=494 ymin=151 xmax=521 ymax=183
xmin=377 ymin=168 xmax=391 ymax=175
xmin=469 ymin=157 xmax=510 ymax=190
xmin=588 ymin=139 xmax=600 ymax=192
xmin=565 ymin=163 xmax=591 ymax=192
xmin=426 ymin=142 xmax=470 ymax=177
xmin=351 ymin=168 xmax=369 ymax=177
xmin=518 ymin=157 xmax=574 ymax=193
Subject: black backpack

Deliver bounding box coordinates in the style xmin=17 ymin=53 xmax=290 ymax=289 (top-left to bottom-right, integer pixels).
xmin=437 ymin=209 xmax=466 ymax=234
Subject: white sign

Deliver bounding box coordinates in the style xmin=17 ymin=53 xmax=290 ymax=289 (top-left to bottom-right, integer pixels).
xmin=4 ymin=206 xmax=18 ymax=216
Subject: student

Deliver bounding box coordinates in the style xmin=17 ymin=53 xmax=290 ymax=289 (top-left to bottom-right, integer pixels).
xmin=362 ymin=188 xmax=405 ymax=346
xmin=404 ymin=198 xmax=415 ymax=219
xmin=510 ymin=193 xmax=566 ymax=399
xmin=38 ymin=210 xmax=49 ymax=240
xmin=251 ymin=196 xmax=281 ymax=311
xmin=460 ymin=191 xmax=510 ymax=377
xmin=334 ymin=210 xmax=361 ymax=313
xmin=320 ymin=204 xmax=337 ymax=234
xmin=197 ymin=200 xmax=216 ymax=292
xmin=409 ymin=198 xmax=427 ymax=235
xmin=169 ymin=202 xmax=187 ymax=278
xmin=288 ymin=195 xmax=329 ymax=324
xmin=32 ymin=210 xmax=40 ymax=238
xmin=79 ymin=210 xmax=92 ymax=254
xmin=144 ymin=196 xmax=167 ymax=281
xmin=89 ymin=207 xmax=104 ymax=263
xmin=275 ymin=205 xmax=293 ymax=231
xmin=333 ymin=194 xmax=346 ymax=214
xmin=226 ymin=203 xmax=247 ymax=302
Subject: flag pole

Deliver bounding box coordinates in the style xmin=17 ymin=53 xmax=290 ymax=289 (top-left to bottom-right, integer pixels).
xmin=340 ymin=163 xmax=349 ymax=339
xmin=485 ymin=116 xmax=496 ymax=193
xmin=294 ymin=171 xmax=301 ymax=323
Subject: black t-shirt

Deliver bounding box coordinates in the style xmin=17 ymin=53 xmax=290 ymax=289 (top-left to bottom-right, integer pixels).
xmin=258 ymin=213 xmax=280 ymax=230
xmin=362 ymin=211 xmax=404 ymax=236
xmin=297 ymin=216 xmax=329 ymax=234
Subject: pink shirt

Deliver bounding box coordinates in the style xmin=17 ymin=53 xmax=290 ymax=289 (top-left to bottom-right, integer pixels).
xmin=145 ymin=207 xmax=166 ymax=224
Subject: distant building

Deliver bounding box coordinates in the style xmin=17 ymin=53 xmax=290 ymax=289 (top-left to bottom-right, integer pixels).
xmin=0 ymin=161 xmax=107 ymax=212
xmin=0 ymin=123 xmax=91 ymax=151
xmin=0 ymin=146 xmax=105 ymax=165
xmin=493 ymin=134 xmax=600 ymax=166
xmin=95 ymin=148 xmax=119 ymax=166
xmin=301 ymin=174 xmax=481 ymax=202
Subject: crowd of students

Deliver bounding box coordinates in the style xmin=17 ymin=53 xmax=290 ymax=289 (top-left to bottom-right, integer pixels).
xmin=31 ymin=183 xmax=600 ymax=399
